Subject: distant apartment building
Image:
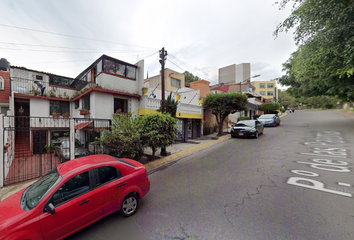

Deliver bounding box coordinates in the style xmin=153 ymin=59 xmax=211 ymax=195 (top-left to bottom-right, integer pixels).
xmin=253 ymin=80 xmax=278 ymax=102
xmin=218 ymin=63 xmax=251 ymax=85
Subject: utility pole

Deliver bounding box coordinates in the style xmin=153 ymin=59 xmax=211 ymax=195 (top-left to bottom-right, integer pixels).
xmin=159 ymin=47 xmax=170 ymax=156
xmin=159 ymin=47 xmax=167 ymax=112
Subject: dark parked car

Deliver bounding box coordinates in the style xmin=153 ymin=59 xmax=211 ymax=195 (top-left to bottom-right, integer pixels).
xmin=231 ymin=120 xmax=264 ymax=138
xmin=54 ymin=137 xmax=89 ymax=162
xmin=257 ymin=114 xmax=280 ymax=127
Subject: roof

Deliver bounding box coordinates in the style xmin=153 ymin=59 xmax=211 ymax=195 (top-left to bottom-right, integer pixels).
xmin=212 ymin=85 xmax=229 ymax=92
xmin=75 ymin=121 xmax=93 ymax=130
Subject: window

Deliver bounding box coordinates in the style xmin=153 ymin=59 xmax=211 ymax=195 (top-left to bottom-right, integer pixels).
xmin=0 ymin=76 xmax=3 ymax=90
xmin=126 ymin=65 xmax=136 ymax=79
xmin=103 ymin=57 xmax=137 ymax=80
xmin=49 ymin=75 xmax=74 ymax=88
xmin=260 ymin=91 xmax=265 ymax=96
xmin=94 ymin=166 xmax=122 ymax=187
xmin=171 ymin=78 xmax=181 ymax=88
xmin=259 ymin=83 xmax=265 ymax=88
xmin=267 ymin=91 xmax=274 ymax=96
xmin=36 ymin=75 xmax=43 ymax=80
xmin=50 ymin=101 xmax=69 ymax=115
xmin=267 ymin=83 xmax=274 ymax=88
xmin=51 ymin=171 xmax=90 ymax=206
xmin=114 ymin=98 xmax=128 ymax=113
xmin=82 ymin=95 xmax=90 ymax=110
xmin=75 ymin=100 xmax=79 ymax=109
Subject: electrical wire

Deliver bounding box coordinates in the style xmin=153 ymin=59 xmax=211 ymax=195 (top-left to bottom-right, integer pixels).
xmin=0 ymin=23 xmax=158 ymax=50
xmin=167 ymin=53 xmax=210 ymax=80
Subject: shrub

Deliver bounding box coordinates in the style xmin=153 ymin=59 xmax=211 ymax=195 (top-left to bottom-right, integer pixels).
xmin=95 ymin=112 xmax=144 ymax=161
xmin=134 ymin=113 xmax=177 ymax=160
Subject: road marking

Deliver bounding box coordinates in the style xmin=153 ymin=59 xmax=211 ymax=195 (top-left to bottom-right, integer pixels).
xmin=300 ymin=153 xmax=347 ymax=158
xmin=287 ymin=177 xmax=353 ymax=198
xmin=338 ymin=182 xmax=351 ymax=187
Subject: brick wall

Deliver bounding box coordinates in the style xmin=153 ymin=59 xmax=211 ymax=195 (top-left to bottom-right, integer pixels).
xmin=0 ymin=71 xmax=10 ymax=103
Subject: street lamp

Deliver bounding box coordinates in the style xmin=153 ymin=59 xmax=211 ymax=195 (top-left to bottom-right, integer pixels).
xmin=239 ymin=74 xmax=261 ymax=93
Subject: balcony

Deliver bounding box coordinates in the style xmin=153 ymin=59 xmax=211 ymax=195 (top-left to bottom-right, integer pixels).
xmin=139 ymin=96 xmax=203 ymax=117
xmin=11 ymin=77 xmax=95 ymax=100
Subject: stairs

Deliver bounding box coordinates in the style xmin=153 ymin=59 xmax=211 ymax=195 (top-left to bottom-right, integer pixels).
xmin=15 ymin=132 xmax=32 ymax=157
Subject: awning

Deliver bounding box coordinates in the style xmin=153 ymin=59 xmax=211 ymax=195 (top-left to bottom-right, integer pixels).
xmin=75 ymin=121 xmax=93 ymax=130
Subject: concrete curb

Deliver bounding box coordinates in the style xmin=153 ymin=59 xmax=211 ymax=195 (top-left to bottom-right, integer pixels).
xmin=0 ymin=134 xmax=231 ymax=202
xmin=146 ymin=134 xmax=231 ymax=174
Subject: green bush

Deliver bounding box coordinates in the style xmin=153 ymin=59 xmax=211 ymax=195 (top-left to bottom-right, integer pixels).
xmin=95 ymin=112 xmax=144 ymax=161
xmin=135 ymin=113 xmax=177 ymax=160
xmin=253 ymin=114 xmax=260 ymax=120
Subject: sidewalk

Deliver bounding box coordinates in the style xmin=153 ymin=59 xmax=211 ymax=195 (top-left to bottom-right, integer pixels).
xmin=0 ymin=132 xmax=230 ymax=202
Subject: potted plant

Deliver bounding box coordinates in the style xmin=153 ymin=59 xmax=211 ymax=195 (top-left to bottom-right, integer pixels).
xmin=63 ymin=112 xmax=70 ymax=118
xmin=58 ymin=94 xmax=62 ymax=98
xmin=44 ymin=141 xmax=55 ymax=153
xmin=52 ymin=112 xmax=60 ymax=117
xmin=198 ymin=97 xmax=203 ymax=106
xmin=80 ymin=109 xmax=89 ymax=115
xmin=142 ymin=87 xmax=148 ymax=96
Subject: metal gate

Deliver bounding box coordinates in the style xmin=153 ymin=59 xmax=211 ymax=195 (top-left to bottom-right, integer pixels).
xmin=3 ymin=116 xmax=112 ymax=186
xmin=3 ymin=116 xmax=69 ymax=186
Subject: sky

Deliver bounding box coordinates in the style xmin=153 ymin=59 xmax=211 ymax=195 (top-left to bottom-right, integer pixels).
xmin=0 ymin=0 xmax=298 ymax=86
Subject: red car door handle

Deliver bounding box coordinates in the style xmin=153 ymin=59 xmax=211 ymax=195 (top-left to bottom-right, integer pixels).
xmin=79 ymin=199 xmax=89 ymax=206
xmin=116 ymin=183 xmax=126 ymax=188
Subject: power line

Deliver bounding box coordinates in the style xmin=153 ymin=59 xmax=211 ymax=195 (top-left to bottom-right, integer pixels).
xmin=0 ymin=46 xmax=155 ymax=55
xmin=167 ymin=53 xmax=210 ymax=80
xmin=0 ymin=41 xmax=158 ymax=53
xmin=0 ymin=23 xmax=158 ymax=50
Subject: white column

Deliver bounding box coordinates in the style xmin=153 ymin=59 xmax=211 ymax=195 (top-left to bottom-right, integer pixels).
xmin=0 ymin=114 xmax=4 ymax=187
xmin=70 ymin=119 xmax=75 ymax=160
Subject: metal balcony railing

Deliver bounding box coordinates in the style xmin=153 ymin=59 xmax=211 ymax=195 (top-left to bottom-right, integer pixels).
xmin=10 ymin=77 xmax=96 ymax=100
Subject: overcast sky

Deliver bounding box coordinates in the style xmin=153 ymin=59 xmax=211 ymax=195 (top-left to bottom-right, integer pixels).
xmin=0 ymin=0 xmax=297 ymax=86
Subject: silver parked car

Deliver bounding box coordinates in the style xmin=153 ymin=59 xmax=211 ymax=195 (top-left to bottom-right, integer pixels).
xmin=257 ymin=114 xmax=280 ymax=127
xmin=54 ymin=137 xmax=89 ymax=162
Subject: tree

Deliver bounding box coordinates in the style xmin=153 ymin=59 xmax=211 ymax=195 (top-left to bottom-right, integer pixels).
xmin=134 ymin=113 xmax=177 ymax=160
xmin=275 ymin=0 xmax=354 ymax=101
xmin=259 ymin=102 xmax=280 ymax=114
xmin=184 ymin=71 xmax=201 ymax=83
xmin=95 ymin=112 xmax=144 ymax=160
xmin=204 ymin=92 xmax=248 ymax=136
xmin=157 ymin=92 xmax=178 ymax=118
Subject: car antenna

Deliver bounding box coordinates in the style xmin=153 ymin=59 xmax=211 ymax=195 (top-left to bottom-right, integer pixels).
xmin=59 ymin=161 xmax=66 ymax=170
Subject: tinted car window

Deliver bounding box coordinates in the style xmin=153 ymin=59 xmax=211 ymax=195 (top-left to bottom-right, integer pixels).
xmin=95 ymin=166 xmax=122 ymax=187
xmin=236 ymin=121 xmax=255 ymax=127
xmin=52 ymin=171 xmax=90 ymax=206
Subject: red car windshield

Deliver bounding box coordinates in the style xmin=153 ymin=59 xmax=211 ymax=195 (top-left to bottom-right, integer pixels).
xmin=24 ymin=168 xmax=62 ymax=210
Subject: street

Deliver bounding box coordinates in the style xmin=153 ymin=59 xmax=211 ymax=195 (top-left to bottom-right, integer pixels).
xmin=67 ymin=110 xmax=354 ymax=240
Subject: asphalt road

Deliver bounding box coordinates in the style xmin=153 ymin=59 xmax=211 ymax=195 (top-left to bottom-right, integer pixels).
xmin=67 ymin=110 xmax=354 ymax=240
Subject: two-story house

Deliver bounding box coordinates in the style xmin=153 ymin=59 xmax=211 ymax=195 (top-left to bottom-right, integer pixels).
xmin=1 ymin=54 xmax=144 ymax=186
xmin=143 ymin=68 xmax=203 ymax=142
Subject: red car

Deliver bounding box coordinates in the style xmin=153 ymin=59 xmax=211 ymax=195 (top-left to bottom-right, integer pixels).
xmin=0 ymin=155 xmax=150 ymax=240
